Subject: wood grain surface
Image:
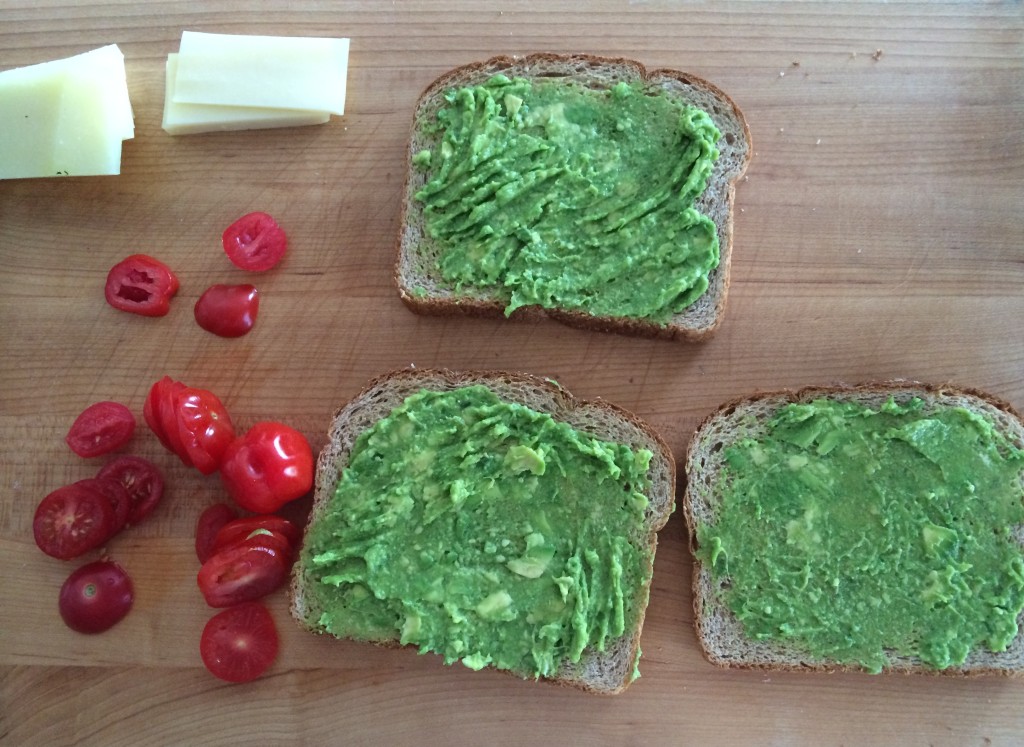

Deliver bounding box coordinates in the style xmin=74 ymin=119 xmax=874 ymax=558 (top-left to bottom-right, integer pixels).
xmin=1 ymin=1 xmax=1022 ymax=744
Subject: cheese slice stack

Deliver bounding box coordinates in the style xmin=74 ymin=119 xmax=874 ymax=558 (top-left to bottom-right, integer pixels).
xmin=0 ymin=45 xmax=134 ymax=179
xmin=162 ymin=31 xmax=350 ymax=136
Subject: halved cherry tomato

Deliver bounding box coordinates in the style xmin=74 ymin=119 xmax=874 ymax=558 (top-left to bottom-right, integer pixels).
xmin=197 ymin=533 xmax=291 ymax=608
xmin=195 ymin=503 xmax=239 ymax=564
xmin=200 ymin=602 xmax=279 ymax=682
xmin=222 ymin=212 xmax=287 ymax=272
xmin=96 ymin=455 xmax=165 ymax=526
xmin=80 ymin=476 xmax=131 ymax=535
xmin=194 ymin=284 xmax=259 ymax=338
xmin=175 ymin=387 xmax=235 ymax=474
xmin=211 ymin=515 xmax=301 ymax=555
xmin=59 ymin=560 xmax=134 ymax=634
xmin=219 ymin=422 xmax=314 ymax=513
xmin=104 ymin=254 xmax=179 ymax=317
xmin=65 ymin=401 xmax=136 ymax=458
xmin=33 ymin=482 xmax=117 ymax=560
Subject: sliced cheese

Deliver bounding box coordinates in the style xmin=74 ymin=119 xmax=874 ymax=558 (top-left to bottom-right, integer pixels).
xmin=172 ymin=31 xmax=349 ymax=115
xmin=162 ymin=54 xmax=330 ymax=135
xmin=0 ymin=44 xmax=132 ymax=179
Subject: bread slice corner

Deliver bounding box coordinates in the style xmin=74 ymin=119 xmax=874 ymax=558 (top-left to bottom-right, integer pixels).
xmin=394 ymin=53 xmax=752 ymax=342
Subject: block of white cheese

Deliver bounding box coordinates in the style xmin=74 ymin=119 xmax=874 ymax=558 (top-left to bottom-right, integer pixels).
xmin=162 ymin=54 xmax=331 ymax=135
xmin=172 ymin=31 xmax=349 ymax=115
xmin=0 ymin=44 xmax=134 ymax=179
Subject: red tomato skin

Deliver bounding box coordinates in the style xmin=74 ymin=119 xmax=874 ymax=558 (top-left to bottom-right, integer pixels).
xmin=59 ymin=560 xmax=134 ymax=634
xmin=195 ymin=503 xmax=239 ymax=564
xmin=96 ymin=455 xmax=165 ymax=526
xmin=194 ymin=284 xmax=260 ymax=338
xmin=197 ymin=537 xmax=290 ymax=608
xmin=66 ymin=401 xmax=136 ymax=458
xmin=200 ymin=602 xmax=279 ymax=683
xmin=79 ymin=476 xmax=131 ymax=535
xmin=104 ymin=254 xmax=179 ymax=317
xmin=212 ymin=515 xmax=301 ymax=554
xmin=143 ymin=377 xmax=192 ymax=466
xmin=219 ymin=422 xmax=314 ymax=513
xmin=175 ymin=387 xmax=236 ymax=475
xmin=33 ymin=482 xmax=117 ymax=560
xmin=221 ymin=212 xmax=287 ymax=272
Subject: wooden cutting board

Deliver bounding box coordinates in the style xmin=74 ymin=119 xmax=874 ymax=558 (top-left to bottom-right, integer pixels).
xmin=2 ymin=1 xmax=1022 ymax=744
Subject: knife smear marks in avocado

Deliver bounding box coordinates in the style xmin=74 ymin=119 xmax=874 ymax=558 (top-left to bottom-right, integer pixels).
xmin=696 ymin=397 xmax=1024 ymax=673
xmin=301 ymin=386 xmax=654 ymax=679
xmin=412 ymin=75 xmax=722 ymax=324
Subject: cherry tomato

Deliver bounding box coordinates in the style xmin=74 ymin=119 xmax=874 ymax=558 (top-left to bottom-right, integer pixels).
xmin=211 ymin=515 xmax=301 ymax=555
xmin=195 ymin=503 xmax=239 ymax=564
xmin=33 ymin=482 xmax=117 ymax=560
xmin=96 ymin=455 xmax=165 ymax=526
xmin=197 ymin=534 xmax=291 ymax=607
xmin=200 ymin=602 xmax=279 ymax=683
xmin=80 ymin=476 xmax=131 ymax=535
xmin=175 ymin=387 xmax=235 ymax=475
xmin=65 ymin=401 xmax=136 ymax=458
xmin=104 ymin=254 xmax=179 ymax=317
xmin=219 ymin=422 xmax=314 ymax=513
xmin=59 ymin=560 xmax=134 ymax=634
xmin=194 ymin=284 xmax=259 ymax=338
xmin=222 ymin=212 xmax=287 ymax=272
xmin=143 ymin=376 xmax=191 ymax=465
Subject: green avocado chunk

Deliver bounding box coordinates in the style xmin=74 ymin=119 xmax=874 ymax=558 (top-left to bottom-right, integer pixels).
xmin=696 ymin=396 xmax=1024 ymax=673
xmin=302 ymin=386 xmax=655 ymax=679
xmin=413 ymin=75 xmax=722 ymax=324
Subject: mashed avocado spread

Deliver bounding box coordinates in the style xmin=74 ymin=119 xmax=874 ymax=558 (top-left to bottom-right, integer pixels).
xmin=302 ymin=386 xmax=654 ymax=678
xmin=413 ymin=75 xmax=722 ymax=323
xmin=696 ymin=397 xmax=1024 ymax=673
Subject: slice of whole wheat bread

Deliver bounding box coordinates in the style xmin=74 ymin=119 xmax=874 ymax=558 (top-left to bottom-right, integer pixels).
xmin=289 ymin=368 xmax=676 ymax=693
xmin=683 ymin=381 xmax=1024 ymax=676
xmin=395 ymin=54 xmax=751 ymax=342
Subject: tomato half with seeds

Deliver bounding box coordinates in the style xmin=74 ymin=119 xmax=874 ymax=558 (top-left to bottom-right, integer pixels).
xmin=59 ymin=560 xmax=134 ymax=634
xmin=79 ymin=476 xmax=131 ymax=535
xmin=34 ymin=482 xmax=117 ymax=560
xmin=195 ymin=503 xmax=239 ymax=564
xmin=175 ymin=387 xmax=235 ymax=475
xmin=96 ymin=455 xmax=165 ymax=526
xmin=194 ymin=284 xmax=259 ymax=338
xmin=104 ymin=254 xmax=179 ymax=317
xmin=200 ymin=602 xmax=279 ymax=683
xmin=65 ymin=401 xmax=136 ymax=458
xmin=219 ymin=422 xmax=314 ymax=513
xmin=221 ymin=211 xmax=287 ymax=272
xmin=197 ymin=534 xmax=291 ymax=607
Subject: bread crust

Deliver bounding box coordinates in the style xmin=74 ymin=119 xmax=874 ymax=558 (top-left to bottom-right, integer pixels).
xmin=289 ymin=367 xmax=676 ymax=693
xmin=683 ymin=380 xmax=1024 ymax=676
xmin=394 ymin=53 xmax=752 ymax=342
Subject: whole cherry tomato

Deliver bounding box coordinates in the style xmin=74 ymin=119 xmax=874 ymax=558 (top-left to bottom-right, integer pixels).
xmin=59 ymin=560 xmax=134 ymax=634
xmin=65 ymin=401 xmax=135 ymax=458
xmin=219 ymin=422 xmax=314 ymax=513
xmin=221 ymin=212 xmax=287 ymax=272
xmin=194 ymin=284 xmax=259 ymax=338
xmin=200 ymin=602 xmax=279 ymax=683
xmin=104 ymin=254 xmax=179 ymax=317
xmin=33 ymin=482 xmax=117 ymax=560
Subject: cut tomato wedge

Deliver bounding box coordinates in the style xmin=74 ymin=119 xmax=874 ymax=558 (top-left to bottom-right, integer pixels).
xmin=211 ymin=515 xmax=301 ymax=555
xmin=197 ymin=535 xmax=291 ymax=608
xmin=96 ymin=455 xmax=165 ymax=526
xmin=195 ymin=503 xmax=239 ymax=564
xmin=104 ymin=254 xmax=179 ymax=317
xmin=175 ymin=387 xmax=235 ymax=475
xmin=65 ymin=401 xmax=136 ymax=458
xmin=221 ymin=212 xmax=287 ymax=272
